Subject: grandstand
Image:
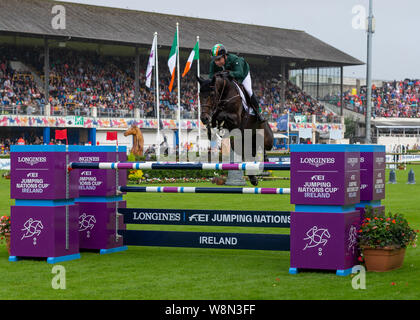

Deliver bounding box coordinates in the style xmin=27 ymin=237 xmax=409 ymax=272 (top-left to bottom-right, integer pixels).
xmin=1 ymin=0 xmax=365 ymax=149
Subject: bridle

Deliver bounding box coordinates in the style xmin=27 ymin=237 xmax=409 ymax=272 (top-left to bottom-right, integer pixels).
xmin=200 ymin=76 xmax=242 ymax=139
xmin=203 ymin=78 xmax=241 ymax=121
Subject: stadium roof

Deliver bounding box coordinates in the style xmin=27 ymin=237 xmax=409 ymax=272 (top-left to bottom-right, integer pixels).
xmin=0 ymin=0 xmax=364 ymax=67
xmin=373 ymin=118 xmax=420 ymax=128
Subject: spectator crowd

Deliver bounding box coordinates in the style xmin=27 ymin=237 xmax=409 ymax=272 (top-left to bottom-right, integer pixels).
xmin=331 ymin=79 xmax=419 ymax=118
xmin=1 ymin=44 xmax=417 ymax=121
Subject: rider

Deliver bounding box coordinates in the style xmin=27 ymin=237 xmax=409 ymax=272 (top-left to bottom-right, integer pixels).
xmin=208 ymin=44 xmax=265 ymax=122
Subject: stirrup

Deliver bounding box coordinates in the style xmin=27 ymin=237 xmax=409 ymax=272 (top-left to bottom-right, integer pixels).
xmin=256 ymin=113 xmax=266 ymax=122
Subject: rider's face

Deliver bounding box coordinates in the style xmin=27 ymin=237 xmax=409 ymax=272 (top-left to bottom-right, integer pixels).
xmin=214 ymin=56 xmax=226 ymax=67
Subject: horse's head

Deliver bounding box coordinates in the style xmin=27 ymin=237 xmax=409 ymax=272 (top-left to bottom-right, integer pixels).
xmin=197 ymin=76 xmax=216 ymax=126
xmin=124 ymin=125 xmax=137 ymax=137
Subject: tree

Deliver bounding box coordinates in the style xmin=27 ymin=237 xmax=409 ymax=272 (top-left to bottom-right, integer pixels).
xmin=344 ymin=117 xmax=357 ymax=143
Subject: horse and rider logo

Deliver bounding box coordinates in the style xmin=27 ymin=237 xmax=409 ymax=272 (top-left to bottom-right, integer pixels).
xmin=303 ymin=226 xmax=331 ymax=256
xmin=79 ymin=213 xmax=96 ymax=238
xmin=21 ymin=218 xmax=44 ymax=245
xmin=348 ymin=225 xmax=358 ymax=254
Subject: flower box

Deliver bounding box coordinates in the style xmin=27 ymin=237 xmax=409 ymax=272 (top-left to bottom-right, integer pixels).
xmin=361 ymin=246 xmax=406 ymax=272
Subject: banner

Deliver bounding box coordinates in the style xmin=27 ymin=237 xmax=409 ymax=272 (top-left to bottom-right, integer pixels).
xmin=167 ymin=28 xmax=178 ymax=92
xmin=277 ymin=114 xmax=288 ymax=131
xmin=55 ymin=129 xmax=67 ymax=140
xmin=298 ymin=127 xmax=312 ymax=139
xmin=329 ymin=129 xmax=342 ymax=140
xmin=145 ymin=34 xmax=157 ymax=88
xmin=294 ymin=115 xmax=307 ymax=123
xmin=182 ymin=40 xmax=199 ymax=77
xmin=106 ymin=131 xmax=118 ymax=141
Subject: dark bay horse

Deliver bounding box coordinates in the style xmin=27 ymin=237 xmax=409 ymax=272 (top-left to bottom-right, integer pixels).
xmin=198 ymin=72 xmax=274 ymax=186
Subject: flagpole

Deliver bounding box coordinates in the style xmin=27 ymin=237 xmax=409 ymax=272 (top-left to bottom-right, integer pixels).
xmin=196 ymin=35 xmax=201 ymax=159
xmin=176 ymin=22 xmax=181 ymax=161
xmin=154 ymin=32 xmax=160 ymax=160
xmin=287 ymin=109 xmax=290 ymax=151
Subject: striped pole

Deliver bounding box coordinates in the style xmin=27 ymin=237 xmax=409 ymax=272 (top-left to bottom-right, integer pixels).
xmin=119 ymin=186 xmax=290 ymax=195
xmin=69 ymin=162 xmax=290 ymax=171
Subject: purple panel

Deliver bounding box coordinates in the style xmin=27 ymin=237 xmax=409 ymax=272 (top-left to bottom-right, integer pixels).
xmin=10 ymin=204 xmax=79 ymax=258
xmin=77 ymin=151 xmax=127 ymax=197
xmin=360 ymin=152 xmax=386 ymax=201
xmin=77 ymin=200 xmax=126 ymax=250
xmin=356 ymin=205 xmax=385 ymax=222
xmin=290 ymin=211 xmax=360 ymax=271
xmin=291 ymin=151 xmax=360 ymax=206
xmin=11 ymin=152 xmax=79 ymax=200
xmin=345 ymin=152 xmax=361 ymax=204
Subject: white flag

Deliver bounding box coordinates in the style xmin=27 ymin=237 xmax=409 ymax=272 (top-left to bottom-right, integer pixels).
xmin=298 ymin=127 xmax=312 ymax=139
xmin=145 ymin=34 xmax=157 ymax=88
xmin=329 ymin=129 xmax=342 ymax=140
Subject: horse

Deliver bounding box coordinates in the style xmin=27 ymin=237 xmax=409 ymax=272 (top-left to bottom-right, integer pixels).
xmin=124 ymin=125 xmax=144 ymax=157
xmin=197 ymin=72 xmax=274 ymax=186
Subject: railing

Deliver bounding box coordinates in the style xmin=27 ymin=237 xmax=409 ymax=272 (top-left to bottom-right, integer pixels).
xmin=97 ymin=108 xmax=134 ymax=118
xmin=315 ymin=114 xmax=342 ymax=124
xmin=0 ymin=104 xmax=344 ymax=125
xmin=0 ymin=105 xmax=43 ymax=115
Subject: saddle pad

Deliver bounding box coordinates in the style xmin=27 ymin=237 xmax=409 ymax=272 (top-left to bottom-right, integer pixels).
xmin=233 ymin=82 xmax=255 ymax=115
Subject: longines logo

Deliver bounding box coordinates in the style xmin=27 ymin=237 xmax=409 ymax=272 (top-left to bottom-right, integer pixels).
xmin=347 ymin=158 xmax=358 ymax=167
xmin=18 ymin=157 xmax=47 ymax=166
xmin=376 ymin=157 xmax=384 ymax=164
xmin=300 ymin=157 xmax=335 ymax=168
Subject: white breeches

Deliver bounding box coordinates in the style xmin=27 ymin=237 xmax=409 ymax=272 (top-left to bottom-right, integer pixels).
xmin=242 ymin=72 xmax=253 ymax=97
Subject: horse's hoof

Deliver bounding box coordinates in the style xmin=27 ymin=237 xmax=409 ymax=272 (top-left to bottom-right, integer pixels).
xmin=249 ymin=176 xmax=258 ymax=186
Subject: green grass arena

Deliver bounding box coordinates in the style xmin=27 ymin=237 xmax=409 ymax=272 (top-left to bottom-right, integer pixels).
xmin=1 ymin=167 xmax=419 ymax=300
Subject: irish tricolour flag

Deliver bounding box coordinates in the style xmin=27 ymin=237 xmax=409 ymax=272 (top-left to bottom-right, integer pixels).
xmin=182 ymin=40 xmax=199 ymax=77
xmin=167 ymin=29 xmax=178 ymax=92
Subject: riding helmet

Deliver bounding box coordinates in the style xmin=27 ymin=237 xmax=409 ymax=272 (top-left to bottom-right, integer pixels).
xmin=211 ymin=44 xmax=227 ymax=60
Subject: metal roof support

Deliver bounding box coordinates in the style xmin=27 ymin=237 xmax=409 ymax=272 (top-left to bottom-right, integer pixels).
xmin=134 ymin=46 xmax=140 ymax=113
xmin=301 ymin=68 xmax=304 ymax=91
xmin=316 ymin=67 xmax=320 ymax=100
xmin=281 ymin=61 xmax=286 ymax=111
xmin=340 ymin=66 xmax=343 ymax=116
xmin=365 ymin=0 xmax=374 ymax=143
xmin=43 ymin=37 xmax=49 ymax=115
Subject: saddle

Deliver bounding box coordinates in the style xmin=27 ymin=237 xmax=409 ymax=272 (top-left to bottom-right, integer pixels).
xmin=232 ymin=81 xmax=255 ymax=116
xmin=216 ymin=71 xmax=254 ymax=116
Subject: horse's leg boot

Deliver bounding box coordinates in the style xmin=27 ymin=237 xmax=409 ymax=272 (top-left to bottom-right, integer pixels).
xmin=249 ymin=175 xmax=259 ymax=186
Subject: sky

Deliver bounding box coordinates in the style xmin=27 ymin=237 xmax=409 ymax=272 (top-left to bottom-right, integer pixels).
xmin=60 ymin=0 xmax=420 ymax=81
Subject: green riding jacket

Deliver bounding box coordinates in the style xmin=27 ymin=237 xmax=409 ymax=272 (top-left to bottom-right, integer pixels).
xmin=209 ymin=53 xmax=250 ymax=83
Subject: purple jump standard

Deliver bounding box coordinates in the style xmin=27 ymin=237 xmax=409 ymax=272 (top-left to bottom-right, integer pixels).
xmin=70 ymin=146 xmax=128 ymax=254
xmin=289 ymin=144 xmax=362 ymax=276
xmin=70 ymin=146 xmax=127 ymax=197
xmin=356 ymin=145 xmax=386 ymax=220
xmin=9 ymin=145 xmax=81 ymax=263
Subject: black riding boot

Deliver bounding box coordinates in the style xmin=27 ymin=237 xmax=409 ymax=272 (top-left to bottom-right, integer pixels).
xmin=250 ymin=94 xmax=265 ymax=122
